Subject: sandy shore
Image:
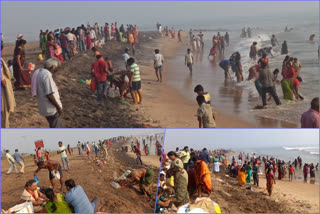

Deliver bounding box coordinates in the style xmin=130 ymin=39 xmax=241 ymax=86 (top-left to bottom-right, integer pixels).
xmin=3 ymin=31 xmax=252 ymax=128
xmin=1 ymin=140 xmax=159 ymax=213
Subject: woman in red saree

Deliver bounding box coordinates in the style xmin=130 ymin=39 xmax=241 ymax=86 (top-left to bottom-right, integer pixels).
xmin=194 ymin=156 xmax=212 ymax=197
xmin=266 ymin=168 xmax=276 ymax=196
xmin=133 ymin=26 xmax=139 ymax=44
xmin=13 ymin=39 xmax=31 ymax=89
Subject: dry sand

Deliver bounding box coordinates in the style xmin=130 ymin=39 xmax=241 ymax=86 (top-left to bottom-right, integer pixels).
xmin=3 ymin=31 xmax=252 ymax=128
xmin=189 ymin=166 xmax=319 ymax=213
xmin=1 ymin=140 xmax=160 ymax=213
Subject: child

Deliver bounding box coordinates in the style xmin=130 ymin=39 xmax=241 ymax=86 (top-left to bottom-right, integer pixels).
xmin=185 ymin=48 xmax=194 ymax=74
xmin=288 ymin=165 xmax=294 ymax=182
xmin=155 ymin=187 xmax=173 ymax=213
xmin=158 ymin=173 xmax=166 ymax=189
xmin=45 ymin=150 xmax=50 ymax=160
xmin=194 ymin=84 xmax=212 ymax=105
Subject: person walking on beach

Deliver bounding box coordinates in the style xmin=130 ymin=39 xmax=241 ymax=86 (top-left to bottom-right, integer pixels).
xmin=266 ymin=168 xmax=276 ymax=196
xmin=6 ymin=150 xmax=19 ymax=174
xmin=13 ymin=149 xmax=25 ymax=174
xmin=301 ymin=97 xmax=319 ymax=128
xmin=134 ymin=145 xmax=143 ymax=165
xmin=154 ymin=49 xmax=164 ymax=82
xmin=127 ymin=57 xmax=142 ymax=104
xmin=77 ymin=141 xmax=82 ymax=155
xmin=34 ymin=58 xmax=63 ymax=128
xmin=185 ymin=49 xmax=194 ymax=75
xmin=1 ymin=44 xmax=16 ymax=128
xmin=196 ymin=95 xmax=216 ymax=128
xmin=57 ymin=141 xmax=70 ymax=171
xmin=258 ymin=61 xmax=281 ymax=107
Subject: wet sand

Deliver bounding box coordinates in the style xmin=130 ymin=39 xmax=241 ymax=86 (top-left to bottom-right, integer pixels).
xmin=1 ymin=140 xmax=159 ymax=213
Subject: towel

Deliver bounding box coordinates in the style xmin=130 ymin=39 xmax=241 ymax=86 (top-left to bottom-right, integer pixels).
xmin=31 ymin=69 xmax=41 ymax=97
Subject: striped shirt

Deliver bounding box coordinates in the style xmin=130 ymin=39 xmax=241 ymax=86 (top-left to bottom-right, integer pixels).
xmin=130 ymin=63 xmax=141 ymax=82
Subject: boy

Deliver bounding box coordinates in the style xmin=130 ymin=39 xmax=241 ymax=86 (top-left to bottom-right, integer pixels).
xmin=196 ymin=95 xmax=216 ymax=128
xmin=185 ymin=49 xmax=194 ymax=75
xmin=288 ymin=165 xmax=294 ymax=182
xmin=154 ymin=49 xmax=164 ymax=82
xmin=127 ymin=57 xmax=142 ymax=104
xmin=194 ymin=84 xmax=211 ymax=105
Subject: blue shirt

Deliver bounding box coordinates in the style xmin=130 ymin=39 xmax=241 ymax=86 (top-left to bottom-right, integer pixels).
xmin=65 ymin=185 xmax=94 ymax=213
xmin=219 ymin=60 xmax=230 ymax=67
xmin=13 ymin=152 xmax=23 ymax=162
xmin=199 ymin=152 xmax=210 ymax=164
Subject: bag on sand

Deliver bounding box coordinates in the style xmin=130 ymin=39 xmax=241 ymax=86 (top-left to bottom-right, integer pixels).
xmin=90 ymin=80 xmax=97 ymax=93
xmin=7 ymin=202 xmax=34 ymax=213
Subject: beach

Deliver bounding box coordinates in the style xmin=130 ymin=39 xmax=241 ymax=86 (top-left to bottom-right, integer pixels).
xmin=3 ymin=31 xmax=253 ymax=128
xmin=1 ymin=139 xmax=160 ymax=213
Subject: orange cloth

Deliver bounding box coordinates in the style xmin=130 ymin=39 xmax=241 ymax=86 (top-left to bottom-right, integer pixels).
xmin=195 ymin=161 xmax=212 ymax=193
xmin=238 ymin=168 xmax=246 ymax=185
xmin=129 ymin=33 xmax=135 ymax=44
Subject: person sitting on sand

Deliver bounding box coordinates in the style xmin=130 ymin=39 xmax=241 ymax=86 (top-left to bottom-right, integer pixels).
xmin=43 ymin=188 xmax=72 ymax=213
xmin=20 ymin=180 xmax=49 ymax=213
xmin=194 ymin=85 xmax=212 ymax=105
xmin=155 ymin=187 xmax=175 ymax=213
xmin=34 ymin=160 xmax=64 ymax=191
xmin=219 ymin=59 xmax=231 ymax=79
xmin=185 ymin=49 xmax=194 ymax=75
xmin=126 ymin=168 xmax=155 ymax=197
xmin=65 ymin=179 xmax=100 ymax=213
xmin=193 ymin=156 xmax=212 ymax=197
xmin=301 ymin=97 xmax=319 ymax=128
xmin=127 ymin=57 xmax=142 ymax=104
xmin=196 ymin=95 xmax=216 ymax=128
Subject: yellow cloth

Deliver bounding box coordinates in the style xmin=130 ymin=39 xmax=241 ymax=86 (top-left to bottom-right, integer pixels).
xmin=129 ymin=33 xmax=135 ymax=44
xmin=1 ymin=58 xmax=16 ymax=128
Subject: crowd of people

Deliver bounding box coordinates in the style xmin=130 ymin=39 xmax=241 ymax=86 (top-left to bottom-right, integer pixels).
xmin=156 ymin=147 xmax=229 ymax=212
xmin=227 ymin=152 xmax=318 ymax=197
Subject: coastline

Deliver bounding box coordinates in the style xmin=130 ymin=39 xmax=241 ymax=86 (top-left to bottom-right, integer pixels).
xmin=3 ymin=31 xmax=252 ymax=128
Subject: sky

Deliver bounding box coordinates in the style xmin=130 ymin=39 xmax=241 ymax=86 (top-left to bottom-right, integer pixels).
xmin=164 ymin=129 xmax=319 ymax=152
xmin=1 ymin=129 xmax=164 ymax=153
xmin=1 ymin=1 xmax=318 ymax=42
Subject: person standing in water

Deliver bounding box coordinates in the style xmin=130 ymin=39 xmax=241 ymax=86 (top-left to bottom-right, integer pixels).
xmin=281 ymin=41 xmax=288 ymax=55
xmin=185 ymin=49 xmax=194 ymax=75
xmin=225 ymin=32 xmax=229 ymax=46
xmin=249 ymin=42 xmax=258 ymax=61
xmin=271 ymin=35 xmax=279 ymax=47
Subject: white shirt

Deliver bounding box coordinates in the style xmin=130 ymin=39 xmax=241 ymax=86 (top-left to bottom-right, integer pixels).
xmin=154 ymin=53 xmax=164 ymax=67
xmin=36 ymin=69 xmax=62 ymax=117
xmin=6 ymin=153 xmax=15 ymax=164
xmin=90 ymin=30 xmax=96 ymax=39
xmin=66 ymin=33 xmax=74 ymax=41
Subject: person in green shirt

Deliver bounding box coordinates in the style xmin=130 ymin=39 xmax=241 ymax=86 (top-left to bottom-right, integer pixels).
xmin=44 ymin=188 xmax=72 ymax=213
xmin=179 ymin=146 xmax=190 ymax=170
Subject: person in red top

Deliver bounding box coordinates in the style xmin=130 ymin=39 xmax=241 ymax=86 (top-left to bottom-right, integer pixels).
xmin=91 ymin=54 xmax=110 ymax=101
xmin=134 ymin=146 xmax=143 ymax=165
xmin=282 ymin=62 xmax=296 ymax=80
xmin=288 ymin=165 xmax=294 ymax=182
xmin=258 ymin=53 xmax=269 ymax=67
xmin=293 ymin=76 xmax=303 ymax=100
xmin=45 ymin=150 xmax=50 ymax=160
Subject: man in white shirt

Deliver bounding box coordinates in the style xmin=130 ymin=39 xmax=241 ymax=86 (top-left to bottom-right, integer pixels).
xmin=90 ymin=28 xmax=96 ymax=47
xmin=6 ymin=150 xmax=18 ymax=174
xmin=185 ymin=48 xmax=194 ymax=75
xmin=57 ymin=141 xmax=70 ymax=170
xmin=154 ymin=49 xmax=164 ymax=82
xmin=36 ymin=58 xmax=63 ymax=128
